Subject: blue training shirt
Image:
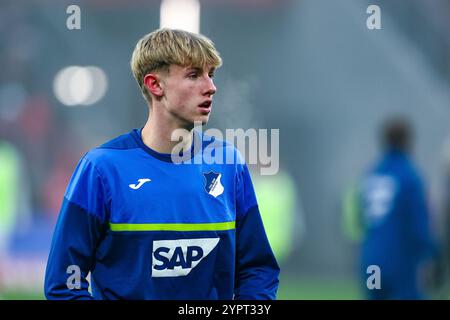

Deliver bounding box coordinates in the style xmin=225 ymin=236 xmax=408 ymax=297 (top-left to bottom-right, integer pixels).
xmin=44 ymin=129 xmax=280 ymax=300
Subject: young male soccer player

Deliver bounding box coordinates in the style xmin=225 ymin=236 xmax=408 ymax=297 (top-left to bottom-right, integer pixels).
xmin=44 ymin=29 xmax=280 ymax=300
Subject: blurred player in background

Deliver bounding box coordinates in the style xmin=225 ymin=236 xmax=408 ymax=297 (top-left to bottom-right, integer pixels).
xmin=344 ymin=117 xmax=438 ymax=299
xmin=44 ymin=28 xmax=279 ymax=300
xmin=437 ymin=143 xmax=450 ymax=297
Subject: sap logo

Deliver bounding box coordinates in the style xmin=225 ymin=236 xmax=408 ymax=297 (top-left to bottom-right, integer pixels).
xmin=152 ymin=238 xmax=219 ymax=277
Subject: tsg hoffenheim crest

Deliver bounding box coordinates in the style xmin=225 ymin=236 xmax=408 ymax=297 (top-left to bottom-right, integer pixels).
xmin=203 ymin=171 xmax=224 ymax=198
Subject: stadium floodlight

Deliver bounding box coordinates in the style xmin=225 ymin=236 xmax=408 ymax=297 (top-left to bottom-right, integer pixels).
xmin=53 ymin=66 xmax=108 ymax=107
xmin=81 ymin=67 xmax=108 ymax=106
xmin=160 ymin=0 xmax=200 ymax=34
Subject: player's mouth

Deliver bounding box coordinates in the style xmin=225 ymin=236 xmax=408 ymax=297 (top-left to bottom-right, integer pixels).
xmin=198 ymin=100 xmax=212 ymax=114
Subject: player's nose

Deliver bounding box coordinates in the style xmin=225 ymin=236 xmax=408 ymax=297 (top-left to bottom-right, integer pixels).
xmin=203 ymin=77 xmax=216 ymax=97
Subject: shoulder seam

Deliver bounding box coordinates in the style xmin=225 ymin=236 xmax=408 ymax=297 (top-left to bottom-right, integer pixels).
xmin=237 ymin=204 xmax=258 ymax=221
xmin=64 ymin=195 xmax=107 ymax=224
xmin=81 ymin=156 xmax=112 ymax=210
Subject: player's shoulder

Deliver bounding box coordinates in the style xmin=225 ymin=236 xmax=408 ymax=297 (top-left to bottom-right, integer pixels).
xmin=83 ymin=129 xmax=140 ymax=166
xmin=402 ymin=164 xmax=424 ymax=190
xmin=98 ymin=129 xmax=141 ymax=150
xmin=200 ymin=132 xmax=246 ymax=166
xmin=388 ymin=152 xmax=423 ymax=187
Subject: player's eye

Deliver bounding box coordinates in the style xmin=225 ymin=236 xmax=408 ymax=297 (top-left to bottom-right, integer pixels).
xmin=208 ymin=72 xmax=215 ymax=79
xmin=187 ymin=72 xmax=198 ymax=79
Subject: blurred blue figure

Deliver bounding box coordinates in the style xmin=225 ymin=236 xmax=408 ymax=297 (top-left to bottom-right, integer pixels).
xmin=357 ymin=118 xmax=437 ymax=299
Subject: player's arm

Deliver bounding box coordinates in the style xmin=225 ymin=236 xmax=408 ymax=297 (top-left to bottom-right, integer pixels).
xmin=44 ymin=156 xmax=109 ymax=300
xmin=406 ymin=176 xmax=437 ymax=262
xmin=234 ymin=163 xmax=280 ymax=300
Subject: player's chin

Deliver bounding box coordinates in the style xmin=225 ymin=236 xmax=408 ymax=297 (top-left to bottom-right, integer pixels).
xmin=193 ymin=114 xmax=210 ymax=126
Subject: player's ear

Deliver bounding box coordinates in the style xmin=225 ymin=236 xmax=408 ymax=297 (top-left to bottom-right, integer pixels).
xmin=144 ymin=73 xmax=164 ymax=98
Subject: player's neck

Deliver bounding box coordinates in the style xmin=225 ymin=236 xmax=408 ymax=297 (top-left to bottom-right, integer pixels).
xmin=141 ymin=112 xmax=193 ymax=155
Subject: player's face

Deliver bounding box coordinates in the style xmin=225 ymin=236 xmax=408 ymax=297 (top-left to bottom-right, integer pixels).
xmin=161 ymin=64 xmax=217 ymax=127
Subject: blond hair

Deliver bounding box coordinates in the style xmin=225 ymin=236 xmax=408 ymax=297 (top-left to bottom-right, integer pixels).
xmin=131 ymin=28 xmax=222 ymax=102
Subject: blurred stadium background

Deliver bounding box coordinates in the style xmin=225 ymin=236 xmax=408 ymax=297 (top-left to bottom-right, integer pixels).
xmin=1 ymin=0 xmax=449 ymax=299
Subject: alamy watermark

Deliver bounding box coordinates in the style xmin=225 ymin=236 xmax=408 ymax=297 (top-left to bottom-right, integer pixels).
xmin=66 ymin=5 xmax=81 ymax=30
xmin=366 ymin=264 xmax=381 ymax=290
xmin=66 ymin=264 xmax=81 ymax=290
xmin=366 ymin=5 xmax=381 ymax=30
xmin=170 ymin=122 xmax=279 ymax=176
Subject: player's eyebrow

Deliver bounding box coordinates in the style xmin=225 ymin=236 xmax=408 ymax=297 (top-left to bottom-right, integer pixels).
xmin=185 ymin=66 xmax=202 ymax=72
xmin=185 ymin=66 xmax=216 ymax=74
